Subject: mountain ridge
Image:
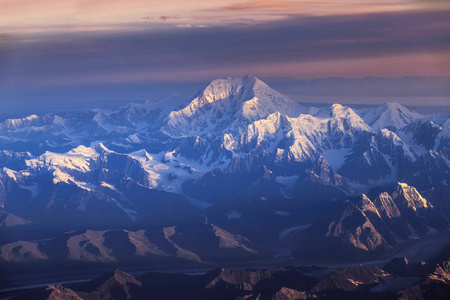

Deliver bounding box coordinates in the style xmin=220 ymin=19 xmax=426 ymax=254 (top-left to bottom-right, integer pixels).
xmin=0 ymin=75 xmax=449 ymax=269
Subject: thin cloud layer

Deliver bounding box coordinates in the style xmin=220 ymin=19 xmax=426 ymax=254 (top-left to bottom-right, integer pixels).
xmin=159 ymin=15 xmax=182 ymax=21
xmin=1 ymin=10 xmax=449 ymax=86
xmin=0 ymin=0 xmax=449 ymax=111
xmin=2 ymin=0 xmax=450 ymax=34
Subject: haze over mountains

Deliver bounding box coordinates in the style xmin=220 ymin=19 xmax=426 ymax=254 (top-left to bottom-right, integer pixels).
xmin=7 ymin=244 xmax=450 ymax=299
xmin=2 ymin=76 xmax=449 ymax=118
xmin=0 ymin=76 xmax=449 ymax=294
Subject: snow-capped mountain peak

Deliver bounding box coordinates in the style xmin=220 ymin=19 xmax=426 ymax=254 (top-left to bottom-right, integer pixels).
xmin=357 ymin=102 xmax=422 ymax=131
xmin=0 ymin=76 xmax=447 ymax=204
xmin=92 ymin=142 xmax=112 ymax=154
xmin=163 ymin=75 xmax=304 ymax=137
xmin=0 ymin=114 xmax=40 ymax=130
xmin=314 ymin=103 xmax=372 ymax=132
xmin=67 ymin=145 xmax=101 ymax=158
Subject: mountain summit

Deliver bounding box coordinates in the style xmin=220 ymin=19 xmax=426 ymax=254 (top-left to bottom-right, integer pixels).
xmin=163 ymin=75 xmax=304 ymax=137
xmin=0 ymin=75 xmax=449 ymax=283
xmin=357 ymin=102 xmax=422 ymax=130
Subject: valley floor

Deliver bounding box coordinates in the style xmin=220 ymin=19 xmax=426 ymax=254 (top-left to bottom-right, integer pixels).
xmin=2 ymin=231 xmax=450 ymax=296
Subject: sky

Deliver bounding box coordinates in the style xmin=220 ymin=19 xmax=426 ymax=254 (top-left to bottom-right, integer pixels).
xmin=1 ymin=0 xmax=450 ymax=115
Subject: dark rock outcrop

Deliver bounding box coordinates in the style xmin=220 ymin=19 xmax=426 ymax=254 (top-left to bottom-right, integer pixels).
xmin=384 ymin=257 xmax=410 ymax=277
xmin=313 ymin=266 xmax=389 ymax=292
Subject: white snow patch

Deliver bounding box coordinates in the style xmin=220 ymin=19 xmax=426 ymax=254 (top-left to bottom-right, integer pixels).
xmin=238 ymin=104 xmax=372 ymax=164
xmin=396 ymin=131 xmax=427 ymax=156
xmin=438 ymin=118 xmax=450 ymax=140
xmin=129 ymin=149 xmax=230 ymax=194
xmin=93 ymin=112 xmax=116 ymax=132
xmin=26 ymin=145 xmax=102 ymax=173
xmin=357 ymin=102 xmax=422 ymax=131
xmin=275 ymin=175 xmax=299 ymax=199
xmin=278 ymin=224 xmax=311 ymax=240
xmin=99 ymin=182 xmax=136 ymax=221
xmin=113 ymin=199 xmax=138 ymax=222
xmin=320 ymin=148 xmax=351 ymax=170
xmin=127 ymin=133 xmax=142 ymax=144
xmin=100 ymin=182 xmax=124 ymax=196
xmin=2 ymin=167 xmax=18 ymax=180
xmin=67 ymin=145 xmax=100 ymax=158
xmin=100 ymin=182 xmax=117 ymax=191
xmin=19 ymin=184 xmax=38 ymax=198
xmin=363 ymin=152 xmax=372 ymax=166
xmin=51 ymin=167 xmax=96 ymax=191
xmin=380 ymin=129 xmax=417 ymax=161
xmin=77 ymin=182 xmax=96 ymax=191
xmin=186 ymin=197 xmax=213 ymax=209
xmin=223 ymin=133 xmax=235 ymax=151
xmin=226 ymin=210 xmax=243 ymax=220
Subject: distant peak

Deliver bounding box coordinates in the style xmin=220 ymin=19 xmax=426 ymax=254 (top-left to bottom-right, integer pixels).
xmin=231 ymin=74 xmax=258 ymax=81
xmin=381 ymin=102 xmax=406 ymax=110
xmin=164 ymin=75 xmax=303 ymax=137
xmin=394 ymin=182 xmax=430 ymax=208
xmin=111 ymin=269 xmax=142 ymax=286
xmin=328 ymin=103 xmax=358 ymax=117
xmin=358 ymin=101 xmax=421 ymax=130
xmin=361 ymin=194 xmax=371 ymax=201
xmin=95 ymin=268 xmax=142 ymax=287
xmin=27 ymin=114 xmax=39 ymax=120
xmin=331 ymin=103 xmax=344 ymax=109
xmin=131 ymin=149 xmax=151 ymax=161
xmin=45 ymin=284 xmax=82 ymax=299
xmin=113 ymin=268 xmax=126 ymax=277
xmin=206 ymin=75 xmax=265 ymax=90
xmin=330 ymin=103 xmax=346 ymax=113
xmin=67 ymin=145 xmax=100 ymax=158
xmin=384 ymin=101 xmax=400 ymax=106
xmin=242 ymin=74 xmax=264 ymax=82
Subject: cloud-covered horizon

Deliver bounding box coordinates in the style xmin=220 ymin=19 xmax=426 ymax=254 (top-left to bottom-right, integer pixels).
xmin=2 ymin=1 xmax=449 ymax=32
xmin=0 ymin=1 xmax=449 ymax=111
xmin=1 ymin=9 xmax=449 ymax=88
xmin=1 ymin=76 xmax=449 ymax=119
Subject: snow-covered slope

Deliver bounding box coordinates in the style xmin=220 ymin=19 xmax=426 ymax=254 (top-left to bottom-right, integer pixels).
xmin=163 ymin=75 xmax=305 ymax=137
xmin=236 ymin=104 xmax=372 ymax=163
xmin=0 ymin=115 xmax=40 ymax=131
xmin=1 ymin=76 xmax=450 ymax=265
xmin=0 ymin=76 xmax=448 ymax=202
xmin=356 ymin=102 xmax=422 ymax=131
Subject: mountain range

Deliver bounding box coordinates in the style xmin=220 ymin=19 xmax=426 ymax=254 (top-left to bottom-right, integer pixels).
xmin=0 ymin=75 xmax=449 ymax=274
xmin=6 ymin=250 xmax=450 ymax=300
